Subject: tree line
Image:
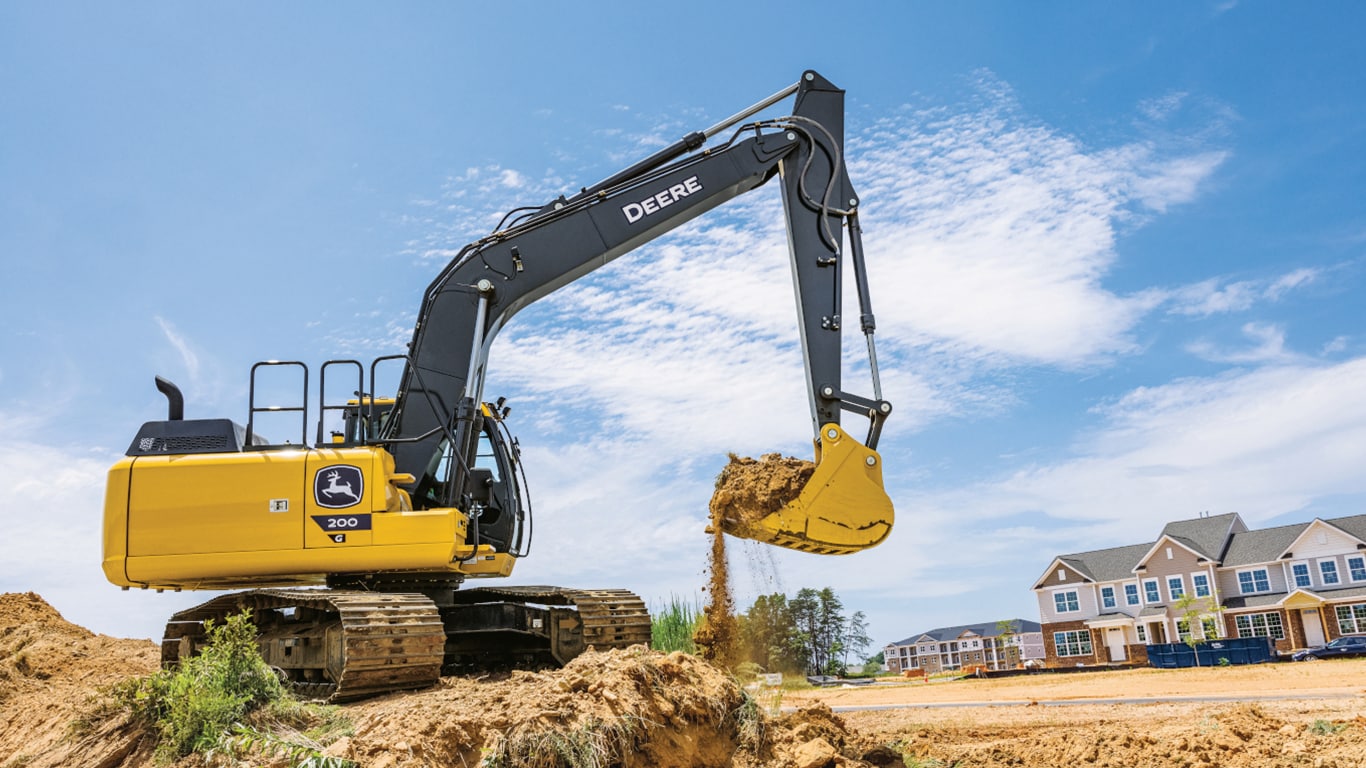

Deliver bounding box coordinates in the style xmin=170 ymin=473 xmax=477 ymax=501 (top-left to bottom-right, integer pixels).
xmin=738 ymin=587 xmax=871 ymax=676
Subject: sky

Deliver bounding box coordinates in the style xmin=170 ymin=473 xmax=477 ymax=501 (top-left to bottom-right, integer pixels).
xmin=3 ymin=2 xmax=1365 ymax=656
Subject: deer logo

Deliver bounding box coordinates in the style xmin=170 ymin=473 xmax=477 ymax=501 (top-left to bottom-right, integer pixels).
xmin=314 ymin=465 xmax=364 ymax=509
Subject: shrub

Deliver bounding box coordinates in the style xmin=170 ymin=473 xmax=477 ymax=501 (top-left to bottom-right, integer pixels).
xmin=113 ymin=610 xmax=353 ymax=765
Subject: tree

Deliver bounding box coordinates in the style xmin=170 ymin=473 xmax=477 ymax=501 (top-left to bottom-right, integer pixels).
xmin=739 ymin=593 xmax=801 ymax=672
xmin=737 ymin=587 xmax=863 ymax=676
xmin=1173 ymin=591 xmax=1223 ymax=666
xmin=994 ymin=619 xmax=1020 ymax=670
xmin=845 ymin=611 xmax=872 ymax=670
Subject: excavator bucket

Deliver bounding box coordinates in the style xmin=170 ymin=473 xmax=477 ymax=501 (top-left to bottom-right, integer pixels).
xmin=714 ymin=424 xmax=894 ymax=555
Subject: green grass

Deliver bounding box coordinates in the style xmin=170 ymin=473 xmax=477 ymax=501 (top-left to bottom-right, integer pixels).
xmin=650 ymin=595 xmax=701 ymax=653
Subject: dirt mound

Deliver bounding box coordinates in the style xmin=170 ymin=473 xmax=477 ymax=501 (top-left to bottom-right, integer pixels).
xmin=331 ymin=651 xmax=885 ymax=768
xmin=336 ymin=647 xmax=752 ymax=767
xmin=710 ymin=453 xmax=815 ymax=535
xmin=0 ymin=592 xmax=160 ymax=767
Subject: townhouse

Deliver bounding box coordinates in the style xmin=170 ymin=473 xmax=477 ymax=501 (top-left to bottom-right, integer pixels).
xmin=884 ymin=619 xmax=1044 ymax=674
xmin=1033 ymin=512 xmax=1366 ymax=667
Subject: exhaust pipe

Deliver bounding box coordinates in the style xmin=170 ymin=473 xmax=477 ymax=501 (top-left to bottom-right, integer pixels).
xmin=155 ymin=376 xmax=184 ymax=421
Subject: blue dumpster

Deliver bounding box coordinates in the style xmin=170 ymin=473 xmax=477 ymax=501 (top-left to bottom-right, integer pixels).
xmin=1146 ymin=636 xmax=1276 ymax=668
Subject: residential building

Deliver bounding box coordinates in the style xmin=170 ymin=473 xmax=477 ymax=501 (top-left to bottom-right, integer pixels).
xmin=883 ymin=619 xmax=1044 ymax=674
xmin=1033 ymin=512 xmax=1366 ymax=667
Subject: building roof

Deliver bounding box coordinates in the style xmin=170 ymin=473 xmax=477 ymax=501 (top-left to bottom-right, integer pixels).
xmin=1043 ymin=512 xmax=1366 ymax=583
xmin=1221 ymin=521 xmax=1305 ymax=567
xmin=1033 ymin=542 xmax=1152 ymax=588
xmin=1159 ymin=513 xmax=1242 ymax=561
xmin=887 ymin=618 xmax=1042 ymax=647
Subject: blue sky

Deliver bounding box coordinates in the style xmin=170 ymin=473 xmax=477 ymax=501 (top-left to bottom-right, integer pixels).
xmin=3 ymin=2 xmax=1365 ymax=653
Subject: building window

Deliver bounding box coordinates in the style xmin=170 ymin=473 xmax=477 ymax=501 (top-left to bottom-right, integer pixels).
xmin=1192 ymin=573 xmax=1211 ymax=598
xmin=1336 ymin=604 xmax=1366 ymax=634
xmin=1234 ymin=612 xmax=1285 ymax=640
xmin=1125 ymin=583 xmax=1140 ymax=606
xmin=1054 ymin=590 xmax=1080 ymax=613
xmin=1176 ymin=619 xmax=1192 ymax=642
xmin=1054 ymin=630 xmax=1093 ymax=657
xmin=1348 ymin=556 xmax=1366 ymax=582
xmin=1320 ymin=560 xmax=1341 ymax=586
xmin=1136 ymin=624 xmax=1147 ymax=643
xmin=1237 ymin=569 xmax=1270 ymax=595
xmin=1144 ymin=579 xmax=1161 ymax=603
xmin=1167 ymin=576 xmax=1185 ymax=601
xmin=1292 ymin=562 xmax=1312 ymax=589
xmin=1101 ymin=586 xmax=1116 ymax=609
xmin=1202 ymin=617 xmax=1219 ymax=640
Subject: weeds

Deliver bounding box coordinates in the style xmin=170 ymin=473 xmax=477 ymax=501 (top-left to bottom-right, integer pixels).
xmin=650 ymin=595 xmax=700 ymax=653
xmin=97 ymin=610 xmax=354 ymax=765
xmin=207 ymin=722 xmax=357 ymax=767
xmin=483 ymin=715 xmax=640 ymax=768
xmin=733 ymin=690 xmax=768 ymax=753
xmin=1310 ymin=719 xmax=1347 ymax=736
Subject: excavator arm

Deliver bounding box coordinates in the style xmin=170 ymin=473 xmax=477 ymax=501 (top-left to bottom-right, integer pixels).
xmin=385 ymin=70 xmax=893 ymax=554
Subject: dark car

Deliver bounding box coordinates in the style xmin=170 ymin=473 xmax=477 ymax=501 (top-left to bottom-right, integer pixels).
xmin=1292 ymin=635 xmax=1366 ymax=661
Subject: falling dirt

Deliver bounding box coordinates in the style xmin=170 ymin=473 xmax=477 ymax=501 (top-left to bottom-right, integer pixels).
xmin=697 ymin=453 xmax=813 ymax=671
xmin=8 ymin=590 xmax=1366 ymax=767
xmin=694 ymin=524 xmax=740 ymax=670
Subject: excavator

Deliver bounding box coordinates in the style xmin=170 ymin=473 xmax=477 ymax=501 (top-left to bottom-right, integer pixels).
xmin=102 ymin=70 xmax=895 ymax=701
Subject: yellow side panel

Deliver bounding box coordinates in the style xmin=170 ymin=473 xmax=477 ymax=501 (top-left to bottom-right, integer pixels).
xmin=109 ymin=445 xmax=478 ymax=590
xmin=102 ymin=459 xmax=133 ymax=585
xmin=127 ymin=450 xmax=311 ymax=557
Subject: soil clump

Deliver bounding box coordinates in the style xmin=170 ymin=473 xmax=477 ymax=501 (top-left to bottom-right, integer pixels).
xmin=709 ymin=453 xmax=816 ymax=536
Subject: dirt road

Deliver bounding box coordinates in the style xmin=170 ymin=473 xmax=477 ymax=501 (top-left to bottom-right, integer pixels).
xmin=787 ymin=661 xmax=1366 ymax=707
xmin=787 ymin=664 xmax=1366 ymax=767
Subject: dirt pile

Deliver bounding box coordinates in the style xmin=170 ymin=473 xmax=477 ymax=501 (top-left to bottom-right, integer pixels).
xmin=709 ymin=453 xmax=815 ymax=536
xmin=334 ymin=647 xmax=879 ymax=768
xmin=0 ymin=592 xmax=160 ymax=767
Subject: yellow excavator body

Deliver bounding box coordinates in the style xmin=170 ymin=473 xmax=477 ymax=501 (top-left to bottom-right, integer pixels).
xmin=103 ymin=445 xmax=514 ymax=591
xmin=718 ymin=423 xmax=894 ymax=555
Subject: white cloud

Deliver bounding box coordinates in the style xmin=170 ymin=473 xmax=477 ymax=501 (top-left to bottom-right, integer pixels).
xmin=1168 ymin=267 xmax=1321 ymax=317
xmin=155 ymin=315 xmax=201 ymax=383
xmin=1186 ymin=321 xmax=1295 ymax=364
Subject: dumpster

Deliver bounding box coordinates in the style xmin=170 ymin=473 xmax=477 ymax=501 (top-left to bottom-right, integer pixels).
xmin=1146 ymin=636 xmax=1276 ymax=668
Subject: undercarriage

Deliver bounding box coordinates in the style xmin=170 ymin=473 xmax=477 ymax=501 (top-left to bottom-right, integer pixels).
xmin=161 ymin=585 xmax=652 ymax=701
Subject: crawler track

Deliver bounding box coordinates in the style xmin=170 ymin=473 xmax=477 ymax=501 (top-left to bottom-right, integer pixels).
xmin=162 ymin=585 xmax=652 ymax=701
xmin=162 ymin=589 xmax=446 ymax=702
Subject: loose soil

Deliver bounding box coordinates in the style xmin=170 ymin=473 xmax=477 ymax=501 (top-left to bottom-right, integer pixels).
xmin=7 ymin=591 xmax=1366 ymax=767
xmin=709 ymin=453 xmax=816 ymax=536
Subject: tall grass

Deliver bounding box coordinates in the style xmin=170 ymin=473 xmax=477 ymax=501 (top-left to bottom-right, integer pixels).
xmin=651 ymin=595 xmax=701 ymax=653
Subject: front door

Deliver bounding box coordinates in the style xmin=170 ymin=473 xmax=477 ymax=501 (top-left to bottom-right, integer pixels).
xmin=1302 ymin=609 xmax=1326 ymax=647
xmin=1107 ymin=627 xmax=1127 ymax=662
xmin=1149 ymin=622 xmax=1167 ymax=644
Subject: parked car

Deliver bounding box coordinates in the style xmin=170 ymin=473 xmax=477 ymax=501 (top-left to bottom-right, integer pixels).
xmin=1292 ymin=635 xmax=1366 ymax=661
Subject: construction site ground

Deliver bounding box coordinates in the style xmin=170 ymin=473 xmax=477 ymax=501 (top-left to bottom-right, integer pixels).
xmin=5 ymin=591 xmax=1366 ymax=767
